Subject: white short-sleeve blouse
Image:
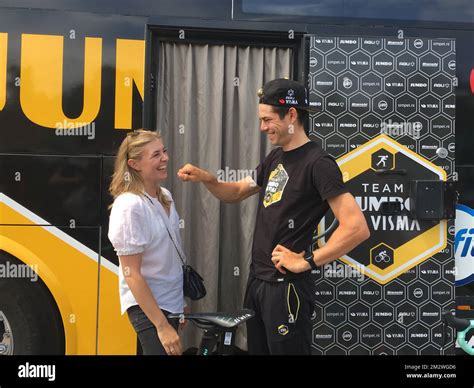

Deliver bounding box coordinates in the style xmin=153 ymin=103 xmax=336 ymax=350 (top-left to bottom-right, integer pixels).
xmin=108 ymin=188 xmax=184 ymax=314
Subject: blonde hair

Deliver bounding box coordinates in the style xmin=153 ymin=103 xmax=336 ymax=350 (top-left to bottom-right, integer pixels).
xmin=109 ymin=129 xmax=171 ymax=210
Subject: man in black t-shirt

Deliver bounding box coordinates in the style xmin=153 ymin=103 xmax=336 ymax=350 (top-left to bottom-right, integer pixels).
xmin=178 ymin=79 xmax=369 ymax=355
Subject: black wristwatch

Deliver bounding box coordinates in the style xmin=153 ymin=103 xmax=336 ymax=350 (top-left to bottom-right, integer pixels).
xmin=304 ymin=251 xmax=317 ymax=270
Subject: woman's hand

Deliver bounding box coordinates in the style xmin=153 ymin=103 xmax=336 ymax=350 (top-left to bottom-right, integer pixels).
xmin=156 ymin=323 xmax=182 ymax=355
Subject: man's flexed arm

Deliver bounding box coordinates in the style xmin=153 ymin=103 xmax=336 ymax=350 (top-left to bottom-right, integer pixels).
xmin=272 ymin=192 xmax=370 ymax=274
xmin=311 ymin=192 xmax=370 ymax=266
xmin=177 ymin=164 xmax=260 ymax=203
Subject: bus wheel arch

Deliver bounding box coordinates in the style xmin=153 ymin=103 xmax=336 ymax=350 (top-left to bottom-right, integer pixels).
xmin=0 ymin=250 xmax=66 ymax=355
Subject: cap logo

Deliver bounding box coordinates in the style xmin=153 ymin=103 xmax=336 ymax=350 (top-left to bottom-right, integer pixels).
xmin=285 ymin=89 xmax=298 ymax=105
xmin=279 ymin=98 xmax=285 ymax=104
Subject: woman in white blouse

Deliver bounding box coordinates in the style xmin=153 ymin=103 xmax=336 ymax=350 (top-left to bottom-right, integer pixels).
xmin=108 ymin=130 xmax=186 ymax=355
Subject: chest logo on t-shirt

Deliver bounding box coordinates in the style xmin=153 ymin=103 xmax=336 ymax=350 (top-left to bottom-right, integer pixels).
xmin=263 ymin=163 xmax=289 ymax=208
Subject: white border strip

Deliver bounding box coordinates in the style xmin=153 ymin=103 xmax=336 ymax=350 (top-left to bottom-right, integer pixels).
xmin=0 ymin=192 xmax=118 ymax=275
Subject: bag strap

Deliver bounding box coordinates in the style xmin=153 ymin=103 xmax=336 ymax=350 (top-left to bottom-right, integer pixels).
xmin=143 ymin=192 xmax=186 ymax=265
xmin=164 ymin=224 xmax=186 ymax=265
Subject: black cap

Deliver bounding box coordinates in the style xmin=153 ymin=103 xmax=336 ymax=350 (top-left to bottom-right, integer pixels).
xmin=257 ymin=78 xmax=318 ymax=112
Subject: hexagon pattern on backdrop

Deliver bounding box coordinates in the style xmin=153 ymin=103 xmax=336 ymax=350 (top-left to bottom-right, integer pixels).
xmin=308 ymin=36 xmax=456 ymax=355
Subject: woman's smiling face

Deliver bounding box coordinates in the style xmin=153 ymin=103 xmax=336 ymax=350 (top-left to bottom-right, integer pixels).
xmin=130 ymin=138 xmax=169 ymax=184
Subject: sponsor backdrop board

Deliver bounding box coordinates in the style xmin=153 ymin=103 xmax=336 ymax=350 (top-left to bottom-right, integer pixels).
xmin=307 ymin=36 xmax=456 ymax=355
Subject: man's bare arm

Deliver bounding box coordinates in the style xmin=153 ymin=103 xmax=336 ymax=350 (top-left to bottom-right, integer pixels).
xmin=312 ymin=192 xmax=370 ymax=267
xmin=177 ymin=164 xmax=260 ymax=203
xmin=271 ymin=192 xmax=370 ymax=274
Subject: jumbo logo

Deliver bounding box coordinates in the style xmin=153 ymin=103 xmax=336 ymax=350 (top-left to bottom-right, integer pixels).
xmin=455 ymin=204 xmax=474 ymax=286
xmin=318 ymin=134 xmax=447 ymax=284
xmin=0 ymin=32 xmax=144 ymax=129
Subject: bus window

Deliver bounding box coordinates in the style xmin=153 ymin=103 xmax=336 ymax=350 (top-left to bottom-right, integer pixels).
xmin=241 ymin=0 xmax=474 ymax=24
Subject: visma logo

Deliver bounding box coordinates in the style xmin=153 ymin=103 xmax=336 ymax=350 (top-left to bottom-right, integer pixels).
xmin=455 ymin=204 xmax=474 ymax=286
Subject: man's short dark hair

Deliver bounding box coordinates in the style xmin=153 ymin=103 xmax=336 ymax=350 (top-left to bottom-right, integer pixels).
xmin=271 ymin=106 xmax=309 ymax=127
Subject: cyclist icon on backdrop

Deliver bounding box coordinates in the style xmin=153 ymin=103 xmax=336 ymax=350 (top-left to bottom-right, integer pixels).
xmin=375 ymin=250 xmax=391 ymax=263
xmin=177 ymin=78 xmax=370 ymax=355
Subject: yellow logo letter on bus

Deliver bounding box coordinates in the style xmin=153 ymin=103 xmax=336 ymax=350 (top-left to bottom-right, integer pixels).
xmin=0 ymin=33 xmax=7 ymax=111
xmin=20 ymin=34 xmax=102 ymax=128
xmin=115 ymin=39 xmax=144 ymax=129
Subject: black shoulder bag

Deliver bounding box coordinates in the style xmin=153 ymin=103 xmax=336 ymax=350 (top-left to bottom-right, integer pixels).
xmin=162 ymin=217 xmax=206 ymax=301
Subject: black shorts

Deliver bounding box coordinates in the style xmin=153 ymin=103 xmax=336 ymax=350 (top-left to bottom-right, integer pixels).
xmin=243 ymin=274 xmax=314 ymax=355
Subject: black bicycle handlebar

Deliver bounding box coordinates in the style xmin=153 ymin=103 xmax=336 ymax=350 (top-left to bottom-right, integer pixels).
xmin=443 ymin=310 xmax=470 ymax=331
